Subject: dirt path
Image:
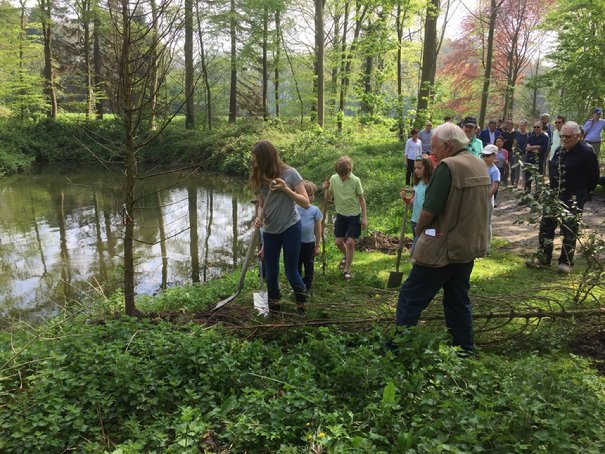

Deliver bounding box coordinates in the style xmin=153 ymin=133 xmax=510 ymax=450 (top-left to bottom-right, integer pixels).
xmin=491 ymin=186 xmax=605 ymax=256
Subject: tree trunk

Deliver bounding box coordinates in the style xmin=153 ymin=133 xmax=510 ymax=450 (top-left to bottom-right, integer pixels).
xmin=82 ymin=0 xmax=94 ymax=120
xmin=262 ymin=10 xmax=268 ymax=120
xmin=188 ymin=186 xmax=200 ymax=283
xmin=40 ymin=0 xmax=57 ymax=118
xmin=330 ymin=10 xmax=341 ymax=114
xmin=185 ymin=0 xmax=195 ymax=129
xmin=337 ymin=1 xmax=349 ymax=131
xmin=479 ymin=0 xmax=499 ymax=128
xmin=315 ymin=0 xmax=325 ymax=126
xmin=149 ymin=0 xmax=160 ymax=130
xmin=117 ymin=0 xmax=138 ymax=316
xmin=228 ymin=0 xmax=237 ymax=124
xmin=93 ymin=12 xmax=103 ymax=119
xmin=194 ymin=1 xmax=212 ymax=129
xmin=274 ymin=9 xmax=281 ymax=118
xmin=19 ymin=0 xmax=27 ymax=121
xmin=415 ymin=0 xmax=440 ymax=129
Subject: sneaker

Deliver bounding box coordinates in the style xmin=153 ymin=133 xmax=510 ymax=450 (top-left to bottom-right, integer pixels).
xmin=557 ymin=263 xmax=572 ymax=274
xmin=525 ymin=257 xmax=551 ymax=268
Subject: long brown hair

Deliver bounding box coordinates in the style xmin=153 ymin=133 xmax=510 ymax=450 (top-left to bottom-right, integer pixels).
xmin=250 ymin=140 xmax=287 ymax=191
xmin=413 ymin=155 xmax=434 ymax=185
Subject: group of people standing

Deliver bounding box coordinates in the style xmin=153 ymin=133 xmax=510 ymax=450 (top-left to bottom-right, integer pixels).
xmin=248 ymin=106 xmax=601 ymax=356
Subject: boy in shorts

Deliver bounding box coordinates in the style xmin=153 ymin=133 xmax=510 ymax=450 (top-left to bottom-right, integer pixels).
xmin=322 ymin=156 xmax=367 ymax=280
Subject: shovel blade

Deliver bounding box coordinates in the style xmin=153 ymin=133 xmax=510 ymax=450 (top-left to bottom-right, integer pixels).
xmin=387 ymin=271 xmax=403 ymax=288
xmin=253 ymin=291 xmax=269 ymax=316
xmin=214 ymin=294 xmax=237 ymax=311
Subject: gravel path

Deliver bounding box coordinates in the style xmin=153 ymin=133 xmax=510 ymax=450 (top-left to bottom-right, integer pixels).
xmin=491 ymin=185 xmax=605 ymax=256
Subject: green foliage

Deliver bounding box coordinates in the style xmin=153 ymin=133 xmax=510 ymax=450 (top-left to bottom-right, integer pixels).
xmin=1 ymin=321 xmax=604 ymax=452
xmin=542 ymin=0 xmax=605 ymax=118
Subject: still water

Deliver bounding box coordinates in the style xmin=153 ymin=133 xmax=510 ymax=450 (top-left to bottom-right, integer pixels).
xmin=0 ymin=165 xmax=256 ymax=320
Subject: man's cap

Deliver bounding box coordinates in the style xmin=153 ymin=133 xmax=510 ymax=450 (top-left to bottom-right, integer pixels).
xmin=463 ymin=116 xmax=477 ymax=126
xmin=481 ymin=144 xmax=498 ymax=155
xmin=595 ymin=108 xmax=603 ymax=114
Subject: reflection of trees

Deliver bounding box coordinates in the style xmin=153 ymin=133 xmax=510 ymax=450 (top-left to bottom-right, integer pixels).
xmin=93 ymin=192 xmax=107 ymax=281
xmin=188 ymin=185 xmax=200 ymax=283
xmin=232 ymin=194 xmax=238 ymax=267
xmin=53 ymin=189 xmax=72 ymax=300
xmin=1 ymin=170 xmax=261 ymax=318
xmin=31 ymin=196 xmax=48 ymax=277
xmin=202 ymin=188 xmax=213 ymax=282
xmin=157 ymin=191 xmax=168 ymax=291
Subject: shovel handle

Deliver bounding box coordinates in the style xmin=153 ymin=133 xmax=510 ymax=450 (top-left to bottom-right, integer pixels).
xmin=395 ymin=204 xmax=409 ymax=272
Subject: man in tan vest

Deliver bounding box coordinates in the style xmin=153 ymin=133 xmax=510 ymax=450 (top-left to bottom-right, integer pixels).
xmin=394 ymin=123 xmax=490 ymax=355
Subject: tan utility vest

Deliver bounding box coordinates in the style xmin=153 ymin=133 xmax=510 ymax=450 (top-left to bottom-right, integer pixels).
xmin=413 ymin=150 xmax=490 ymax=267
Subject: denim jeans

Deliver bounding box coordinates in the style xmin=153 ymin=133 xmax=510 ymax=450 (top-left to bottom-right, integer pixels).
xmin=396 ymin=261 xmax=475 ymax=352
xmin=298 ymin=242 xmax=316 ymax=290
xmin=263 ymin=221 xmax=306 ymax=300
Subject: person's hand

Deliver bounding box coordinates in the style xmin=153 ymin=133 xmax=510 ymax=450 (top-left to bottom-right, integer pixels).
xmin=257 ymin=246 xmax=264 ymax=259
xmin=322 ymin=179 xmax=330 ymax=190
xmin=255 ymin=217 xmax=264 ymax=228
xmin=313 ymin=246 xmax=320 ymax=257
xmin=269 ymin=178 xmax=285 ymax=192
xmin=361 ymin=217 xmax=367 ymax=230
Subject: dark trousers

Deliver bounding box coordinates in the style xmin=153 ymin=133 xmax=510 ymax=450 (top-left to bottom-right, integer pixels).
xmin=298 ymin=242 xmax=316 ymax=290
xmin=524 ymin=152 xmax=539 ymax=192
xmin=510 ymin=153 xmax=520 ymax=186
xmin=538 ymin=196 xmax=585 ymax=266
xmin=396 ymin=261 xmax=475 ymax=352
xmin=263 ymin=221 xmax=306 ymax=300
xmin=406 ymin=159 xmax=415 ymax=186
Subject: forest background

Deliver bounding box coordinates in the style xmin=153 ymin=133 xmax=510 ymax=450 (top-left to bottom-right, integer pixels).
xmin=1 ymin=0 xmax=605 ymax=452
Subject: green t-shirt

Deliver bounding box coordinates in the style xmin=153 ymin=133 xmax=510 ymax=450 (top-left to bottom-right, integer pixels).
xmin=422 ymin=163 xmax=452 ymax=216
xmin=468 ymin=137 xmax=483 ymax=157
xmin=329 ymin=172 xmax=364 ymax=216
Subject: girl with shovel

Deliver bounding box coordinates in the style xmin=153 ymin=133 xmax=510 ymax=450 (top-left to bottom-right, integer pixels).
xmin=251 ymin=141 xmax=310 ymax=314
xmin=400 ymin=155 xmax=434 ymax=253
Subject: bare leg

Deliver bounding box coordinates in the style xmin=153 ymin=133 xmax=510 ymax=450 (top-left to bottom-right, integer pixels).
xmin=344 ymin=237 xmax=356 ymax=273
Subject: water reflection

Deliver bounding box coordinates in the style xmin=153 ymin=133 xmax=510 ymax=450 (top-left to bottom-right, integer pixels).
xmin=0 ymin=165 xmax=256 ymax=320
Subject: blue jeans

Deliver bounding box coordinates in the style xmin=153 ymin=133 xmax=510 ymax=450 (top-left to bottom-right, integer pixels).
xmin=263 ymin=221 xmax=306 ymax=300
xmin=396 ymin=261 xmax=475 ymax=352
xmin=410 ymin=220 xmax=418 ymax=253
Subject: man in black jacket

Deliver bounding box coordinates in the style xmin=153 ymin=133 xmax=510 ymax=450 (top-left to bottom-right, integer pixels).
xmin=527 ymin=121 xmax=600 ymax=273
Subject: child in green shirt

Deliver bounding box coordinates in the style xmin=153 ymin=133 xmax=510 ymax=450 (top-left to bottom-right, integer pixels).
xmin=322 ymin=156 xmax=367 ymax=280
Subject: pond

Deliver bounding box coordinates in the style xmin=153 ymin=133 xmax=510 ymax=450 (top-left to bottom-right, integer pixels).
xmin=0 ymin=164 xmax=257 ymax=321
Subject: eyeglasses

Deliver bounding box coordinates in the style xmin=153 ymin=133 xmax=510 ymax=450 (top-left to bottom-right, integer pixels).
xmin=560 ymin=134 xmax=575 ymax=139
xmin=533 ymin=126 xmax=542 ymax=129
xmin=555 ymin=121 xmax=562 ymax=124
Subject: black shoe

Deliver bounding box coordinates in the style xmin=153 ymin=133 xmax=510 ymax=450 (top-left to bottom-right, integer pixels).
xmin=294 ymin=290 xmax=309 ymax=303
xmin=296 ymin=305 xmax=306 ymax=316
xmin=268 ymin=300 xmax=281 ymax=312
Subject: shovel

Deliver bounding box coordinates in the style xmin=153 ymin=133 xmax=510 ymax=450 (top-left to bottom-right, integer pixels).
xmin=214 ymin=191 xmax=272 ymax=311
xmin=387 ymin=203 xmax=409 ymax=288
xmin=252 ymin=253 xmax=269 ymax=316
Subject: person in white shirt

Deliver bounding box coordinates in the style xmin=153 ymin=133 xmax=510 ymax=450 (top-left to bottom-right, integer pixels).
xmin=404 ymin=129 xmax=423 ymax=186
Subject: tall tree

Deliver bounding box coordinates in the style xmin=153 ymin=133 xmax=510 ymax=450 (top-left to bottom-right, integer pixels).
xmin=415 ymin=0 xmax=440 ymax=127
xmin=315 ymin=0 xmax=325 ymax=126
xmin=491 ymin=0 xmax=542 ymax=119
xmin=184 ymin=0 xmax=195 ymax=129
xmin=105 ymin=0 xmax=180 ymax=315
xmin=228 ymin=0 xmax=237 ymax=123
xmin=478 ymin=0 xmax=504 ymax=128
xmin=37 ymin=0 xmax=58 ymax=118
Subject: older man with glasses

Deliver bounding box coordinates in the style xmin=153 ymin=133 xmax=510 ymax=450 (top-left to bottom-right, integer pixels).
xmin=527 ymin=121 xmax=600 ymax=273
xmin=524 ymin=121 xmax=550 ymax=192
